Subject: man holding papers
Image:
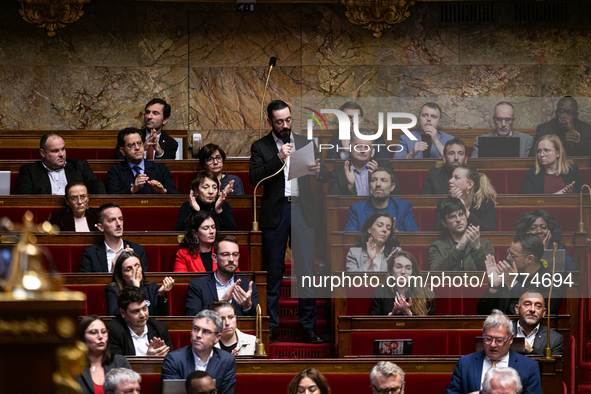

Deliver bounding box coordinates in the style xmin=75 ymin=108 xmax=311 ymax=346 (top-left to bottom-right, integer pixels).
xmin=249 ymin=100 xmax=329 ymax=344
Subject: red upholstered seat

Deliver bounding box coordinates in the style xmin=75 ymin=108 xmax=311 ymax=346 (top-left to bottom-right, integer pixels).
xmin=139 ymin=375 xmax=160 ymax=394
xmin=170 ymin=284 xmax=189 ymax=316
xmin=394 ymin=171 xmax=425 ymax=195
xmin=64 ymin=285 xmax=107 ymax=316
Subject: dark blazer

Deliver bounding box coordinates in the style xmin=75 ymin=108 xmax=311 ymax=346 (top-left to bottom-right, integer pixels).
xmin=105 ymin=281 xmax=169 ymax=316
xmin=48 ymin=207 xmax=100 ymax=232
xmin=161 ymin=345 xmax=236 ymax=394
xmin=371 ymin=286 xmax=435 ymax=316
xmin=173 ymin=200 xmax=237 ymax=232
xmin=325 ymin=136 xmax=390 ymax=160
xmin=433 ymin=198 xmax=497 ymax=232
xmin=115 ymin=129 xmax=178 ymax=160
xmin=76 ymin=354 xmax=130 ymax=394
xmin=249 ymin=132 xmax=329 ymax=229
xmin=327 ymin=159 xmax=401 ymax=196
xmin=186 ymin=272 xmax=259 ymax=317
xmin=343 ymin=197 xmax=419 ymax=232
xmin=79 ymin=240 xmax=148 ymax=273
xmin=522 ymin=164 xmax=586 ymax=194
xmin=106 ymin=315 xmax=173 ymax=356
xmin=421 ymin=166 xmax=453 ymax=195
xmin=446 ymin=350 xmax=541 ymax=394
xmin=15 ymin=159 xmax=105 ymax=195
xmin=531 ymin=117 xmax=591 ymax=157
xmin=511 ymin=320 xmax=564 ymax=356
xmin=106 ymin=159 xmax=180 ymax=194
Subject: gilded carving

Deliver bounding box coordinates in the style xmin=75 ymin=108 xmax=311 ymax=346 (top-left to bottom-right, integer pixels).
xmin=53 ymin=341 xmax=87 ymax=394
xmin=56 ymin=317 xmax=76 ymax=339
xmin=341 ymin=0 xmax=416 ymax=38
xmin=0 ymin=317 xmax=48 ymax=336
xmin=18 ymin=0 xmax=91 ymax=37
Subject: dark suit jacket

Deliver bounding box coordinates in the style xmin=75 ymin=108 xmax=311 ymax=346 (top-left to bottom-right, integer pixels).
xmin=105 ymin=281 xmax=169 ymax=316
xmin=433 ymin=198 xmax=497 ymax=232
xmin=79 ymin=239 xmax=148 ymax=273
xmin=327 ymin=159 xmax=401 ymax=195
xmin=531 ymin=117 xmax=591 ymax=157
xmin=186 ymin=272 xmax=259 ymax=317
xmin=48 ymin=207 xmax=100 ymax=232
xmin=421 ymin=166 xmax=453 ymax=195
xmin=106 ymin=315 xmax=172 ymax=356
xmin=446 ymin=350 xmax=541 ymax=394
xmin=15 ymin=159 xmax=106 ymax=195
xmin=512 ymin=320 xmax=564 ymax=356
xmin=161 ymin=345 xmax=236 ymax=394
xmin=106 ymin=159 xmax=180 ymax=194
xmin=249 ymin=132 xmax=329 ymax=229
xmin=76 ymin=354 xmax=130 ymax=394
xmin=522 ymin=164 xmax=586 ymax=194
xmin=115 ymin=129 xmax=178 ymax=160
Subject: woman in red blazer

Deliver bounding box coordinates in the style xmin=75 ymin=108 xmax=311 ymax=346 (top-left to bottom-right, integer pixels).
xmin=174 ymin=211 xmax=217 ymax=272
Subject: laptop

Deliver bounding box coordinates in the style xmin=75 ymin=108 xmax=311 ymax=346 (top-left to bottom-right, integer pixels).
xmin=542 ymin=249 xmax=566 ymax=272
xmin=478 ymin=137 xmax=520 ymax=158
xmin=162 ymin=379 xmax=187 ymax=394
xmin=373 ymin=339 xmax=413 ymax=355
xmin=0 ymin=171 xmax=10 ymax=195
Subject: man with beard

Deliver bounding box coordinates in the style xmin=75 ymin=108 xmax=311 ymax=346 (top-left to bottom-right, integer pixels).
xmin=472 ymin=102 xmax=533 ymax=158
xmin=249 ymin=100 xmax=330 ymax=344
xmin=421 ymin=138 xmax=468 ymax=195
xmin=115 ymin=98 xmax=179 ymax=160
xmin=344 ymin=167 xmax=419 ymax=232
xmin=186 ymin=235 xmax=259 ymax=317
xmin=530 ymin=96 xmax=591 ymax=157
xmin=394 ymin=102 xmax=454 ymax=159
xmin=513 ymin=290 xmax=563 ymax=355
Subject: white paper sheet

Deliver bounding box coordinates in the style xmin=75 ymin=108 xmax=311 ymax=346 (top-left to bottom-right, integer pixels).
xmin=288 ymin=141 xmax=316 ymax=180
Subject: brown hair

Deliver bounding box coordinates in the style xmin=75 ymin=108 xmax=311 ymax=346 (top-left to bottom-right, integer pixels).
xmin=287 ymin=368 xmax=331 ymax=394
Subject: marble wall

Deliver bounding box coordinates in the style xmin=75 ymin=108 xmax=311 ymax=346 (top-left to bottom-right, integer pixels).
xmin=1 ymin=1 xmax=591 ymax=155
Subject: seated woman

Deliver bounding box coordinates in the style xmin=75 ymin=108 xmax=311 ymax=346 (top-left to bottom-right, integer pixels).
xmin=198 ymin=143 xmax=244 ymax=195
xmin=523 ymin=134 xmax=585 ymax=194
xmin=514 ymin=209 xmax=576 ymax=271
xmin=433 ymin=164 xmax=497 ymax=231
xmin=211 ymin=300 xmax=256 ymax=356
xmin=48 ymin=181 xmax=99 ymax=232
xmin=174 ymin=171 xmax=238 ymax=231
xmin=346 ymin=212 xmax=400 ymax=272
xmin=372 ymin=250 xmax=435 ymax=316
xmin=175 ymin=211 xmax=217 ymax=272
xmin=288 ymin=368 xmax=331 ymax=394
xmin=77 ymin=315 xmax=131 ymax=394
xmin=105 ymin=251 xmax=174 ymax=316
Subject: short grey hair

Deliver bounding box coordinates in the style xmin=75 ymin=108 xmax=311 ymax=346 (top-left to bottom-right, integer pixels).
xmin=194 ymin=309 xmax=222 ymax=333
xmin=103 ymin=368 xmax=141 ymax=393
xmin=483 ymin=309 xmax=513 ymax=336
xmin=369 ymin=361 xmax=405 ymax=386
xmin=482 ymin=367 xmax=522 ymax=394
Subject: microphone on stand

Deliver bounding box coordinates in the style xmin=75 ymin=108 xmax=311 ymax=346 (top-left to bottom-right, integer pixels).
xmin=259 ymin=56 xmax=277 ymax=139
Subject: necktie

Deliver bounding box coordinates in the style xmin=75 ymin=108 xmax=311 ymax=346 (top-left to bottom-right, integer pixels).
xmin=133 ymin=166 xmax=144 ymax=191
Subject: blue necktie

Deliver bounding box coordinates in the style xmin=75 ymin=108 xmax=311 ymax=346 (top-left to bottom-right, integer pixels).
xmin=133 ymin=166 xmax=144 ymax=191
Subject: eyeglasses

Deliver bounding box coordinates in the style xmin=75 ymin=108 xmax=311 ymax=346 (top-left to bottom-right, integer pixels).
xmin=483 ymin=335 xmax=512 ymax=346
xmin=536 ymin=148 xmax=556 ymax=156
xmin=126 ymin=141 xmax=143 ymax=149
xmin=206 ymin=155 xmax=223 ymax=164
xmin=506 ymin=249 xmax=530 ymax=259
xmin=556 ymin=108 xmax=575 ymax=116
xmin=192 ymin=326 xmax=217 ymax=337
xmin=273 ymin=118 xmax=292 ymax=127
xmin=85 ymin=329 xmax=108 ymax=336
xmin=218 ymin=252 xmax=240 ymax=259
xmin=371 ymin=383 xmax=404 ymax=394
xmin=494 ymin=117 xmax=514 ymax=123
xmin=68 ymin=194 xmax=88 ymax=202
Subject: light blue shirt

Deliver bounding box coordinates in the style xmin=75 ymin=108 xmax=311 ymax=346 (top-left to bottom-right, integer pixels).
xmin=353 ymin=163 xmax=370 ymax=196
xmin=215 ymin=271 xmax=251 ymax=313
xmin=128 ymin=159 xmax=145 ymax=175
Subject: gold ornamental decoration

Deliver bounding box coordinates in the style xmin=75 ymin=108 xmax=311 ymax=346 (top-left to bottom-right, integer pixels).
xmin=341 ymin=0 xmax=416 ymax=38
xmin=18 ymin=0 xmax=91 ymax=37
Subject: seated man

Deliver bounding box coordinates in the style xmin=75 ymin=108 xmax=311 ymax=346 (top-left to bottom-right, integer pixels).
xmin=186 ymin=235 xmax=259 ymax=317
xmin=162 ymin=310 xmax=236 ymax=394
xmin=15 ymin=133 xmax=105 ymax=195
xmin=421 ymin=138 xmax=467 ymax=195
xmin=103 ymin=368 xmax=141 ymax=394
xmin=477 ymin=233 xmax=565 ymax=316
xmin=328 ymin=130 xmax=401 ymax=196
xmin=446 ymin=310 xmax=541 ymax=394
xmin=326 ymin=101 xmax=388 ymax=160
xmin=370 ymin=361 xmax=406 ymax=394
xmin=186 ymin=371 xmax=216 ymax=394
xmin=115 ymin=98 xmax=178 ymax=160
xmin=211 ymin=300 xmax=257 ymax=355
xmin=472 ymin=102 xmax=533 ymax=158
xmin=107 ymin=127 xmax=180 ymax=194
xmin=530 ymin=96 xmax=591 ymax=157
xmin=394 ymin=102 xmax=454 ymax=159
xmin=344 ymin=168 xmax=419 ymax=232
xmin=429 ymin=197 xmax=494 ymax=271
xmin=481 ymin=367 xmax=522 ymax=394
xmin=79 ymin=203 xmax=148 ymax=272
xmin=106 ymin=287 xmax=172 ymax=356
xmin=514 ymin=290 xmax=563 ymax=355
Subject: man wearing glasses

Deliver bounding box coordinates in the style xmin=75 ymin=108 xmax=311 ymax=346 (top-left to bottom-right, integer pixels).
xmin=370 ymin=361 xmax=405 ymax=394
xmin=446 ymin=310 xmax=541 ymax=394
xmin=471 ymin=102 xmax=533 ymax=158
xmin=530 ymin=96 xmax=591 ymax=157
xmin=107 ymin=127 xmax=180 ymax=194
xmin=476 ymin=233 xmax=565 ymax=316
xmin=162 ymin=310 xmax=236 ymax=394
xmin=186 ymin=236 xmax=259 ymax=317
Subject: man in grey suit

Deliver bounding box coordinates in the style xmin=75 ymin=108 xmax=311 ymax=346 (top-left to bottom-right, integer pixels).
xmin=513 ymin=290 xmax=563 ymax=355
xmin=471 ymin=102 xmax=533 ymax=158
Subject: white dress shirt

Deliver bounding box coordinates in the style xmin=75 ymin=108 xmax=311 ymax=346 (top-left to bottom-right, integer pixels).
xmin=129 ymin=324 xmax=149 ymax=356
xmin=272 ymin=132 xmax=299 ymax=197
xmin=515 ymin=321 xmax=540 ymax=348
xmin=481 ymin=352 xmax=510 ymax=384
xmin=43 ymin=162 xmax=67 ymax=195
xmin=105 ymin=240 xmax=124 ymax=272
xmin=193 ymin=348 xmax=214 ymax=371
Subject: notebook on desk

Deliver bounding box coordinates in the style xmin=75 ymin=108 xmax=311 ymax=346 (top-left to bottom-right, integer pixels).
xmin=478 ymin=137 xmax=520 ymax=158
